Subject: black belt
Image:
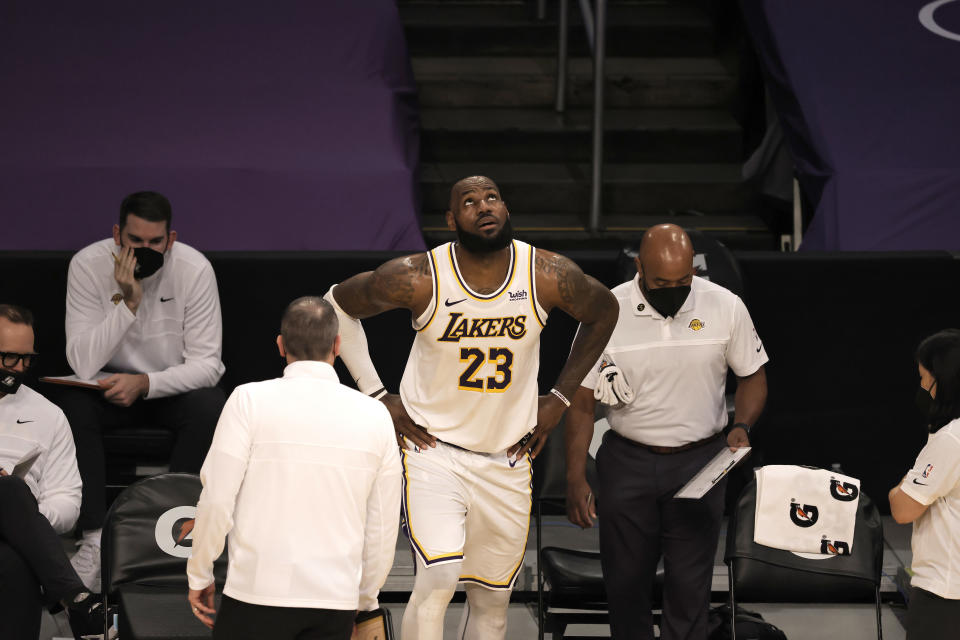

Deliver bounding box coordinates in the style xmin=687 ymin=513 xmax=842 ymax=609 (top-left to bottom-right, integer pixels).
xmin=610 ymin=429 xmax=722 ymax=455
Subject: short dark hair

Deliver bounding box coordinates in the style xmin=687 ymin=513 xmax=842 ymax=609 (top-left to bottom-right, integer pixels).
xmin=119 ymin=191 xmax=172 ymax=231
xmin=0 ymin=304 xmax=34 ymax=327
xmin=916 ymin=329 xmax=960 ymax=431
xmin=280 ymin=297 xmax=338 ymax=361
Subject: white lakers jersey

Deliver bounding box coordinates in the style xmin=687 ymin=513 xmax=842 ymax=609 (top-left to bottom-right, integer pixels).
xmin=400 ymin=240 xmax=548 ymax=453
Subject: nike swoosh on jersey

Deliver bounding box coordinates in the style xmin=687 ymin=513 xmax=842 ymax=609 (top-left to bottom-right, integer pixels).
xmin=160 ymin=296 xmax=175 ymax=302
xmin=756 ymin=345 xmax=763 ymax=353
xmin=16 ymin=419 xmax=34 ymax=424
xmin=445 ymin=298 xmax=468 ymax=307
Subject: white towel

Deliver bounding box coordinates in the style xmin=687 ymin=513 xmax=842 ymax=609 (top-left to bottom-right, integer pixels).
xmin=753 ymin=465 xmax=860 ymax=555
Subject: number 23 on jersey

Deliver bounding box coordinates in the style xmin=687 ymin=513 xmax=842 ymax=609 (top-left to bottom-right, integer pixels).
xmin=458 ymin=347 xmax=514 ymax=392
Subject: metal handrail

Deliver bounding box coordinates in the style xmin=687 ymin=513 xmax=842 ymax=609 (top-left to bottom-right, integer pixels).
xmin=554 ymin=0 xmax=607 ymax=232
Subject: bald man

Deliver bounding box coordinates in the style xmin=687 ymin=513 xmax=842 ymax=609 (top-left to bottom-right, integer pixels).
xmin=565 ymin=224 xmax=768 ymax=640
xmin=323 ymin=176 xmax=617 ymax=639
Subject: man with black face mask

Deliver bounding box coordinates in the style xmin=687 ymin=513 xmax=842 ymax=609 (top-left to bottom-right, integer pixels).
xmin=0 ymin=304 xmax=106 ymax=638
xmin=565 ymin=224 xmax=769 ymax=640
xmin=54 ymin=191 xmax=226 ymax=593
xmin=322 ymin=176 xmax=618 ymax=640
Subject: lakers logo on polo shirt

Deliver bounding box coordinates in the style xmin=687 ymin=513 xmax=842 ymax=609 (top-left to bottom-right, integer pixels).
xmin=111 ymin=293 xmax=123 ymax=305
xmin=688 ymin=318 xmax=704 ymax=331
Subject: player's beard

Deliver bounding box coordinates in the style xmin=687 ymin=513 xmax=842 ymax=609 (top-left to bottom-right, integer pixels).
xmin=454 ymin=216 xmax=514 ymax=254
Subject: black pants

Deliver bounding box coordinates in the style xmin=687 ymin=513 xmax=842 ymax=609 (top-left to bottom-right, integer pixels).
xmin=213 ymin=595 xmax=356 ymax=640
xmin=0 ymin=476 xmax=86 ymax=638
xmin=907 ymin=587 xmax=960 ymax=640
xmin=597 ymin=431 xmax=727 ymax=640
xmin=54 ymin=386 xmax=225 ymax=531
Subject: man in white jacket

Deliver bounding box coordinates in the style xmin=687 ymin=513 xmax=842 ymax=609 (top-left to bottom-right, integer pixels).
xmin=0 ymin=304 xmax=102 ymax=638
xmin=187 ymin=296 xmax=402 ymax=639
xmin=55 ymin=191 xmax=226 ymax=592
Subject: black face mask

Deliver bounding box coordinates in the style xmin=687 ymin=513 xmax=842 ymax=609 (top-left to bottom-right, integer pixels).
xmin=641 ymin=280 xmax=691 ymax=318
xmin=454 ymin=216 xmax=514 ymax=254
xmin=132 ymin=247 xmax=164 ymax=279
xmin=0 ymin=369 xmax=24 ymax=395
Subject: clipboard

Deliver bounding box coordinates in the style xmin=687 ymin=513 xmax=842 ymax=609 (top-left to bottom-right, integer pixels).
xmin=355 ymin=607 xmax=394 ymax=640
xmin=40 ymin=374 xmax=110 ymax=391
xmin=12 ymin=445 xmax=42 ymax=478
xmin=674 ymin=446 xmax=751 ymax=499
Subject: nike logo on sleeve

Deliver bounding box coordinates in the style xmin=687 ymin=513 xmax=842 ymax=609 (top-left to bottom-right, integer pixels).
xmin=160 ymin=296 xmax=175 ymax=302
xmin=912 ymin=478 xmax=928 ymax=486
xmin=16 ymin=419 xmax=34 ymax=424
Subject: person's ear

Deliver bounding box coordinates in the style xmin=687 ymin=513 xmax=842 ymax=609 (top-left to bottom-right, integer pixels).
xmin=634 ymin=256 xmax=643 ymax=279
xmin=332 ymin=334 xmax=341 ymax=360
xmin=276 ymin=335 xmax=286 ymax=359
xmin=166 ymin=230 xmax=177 ymax=252
xmin=113 ymin=224 xmax=122 ymax=246
xmin=446 ymin=209 xmax=456 ymax=231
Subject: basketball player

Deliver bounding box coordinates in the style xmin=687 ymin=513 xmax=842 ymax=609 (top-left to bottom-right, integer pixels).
xmin=323 ymin=176 xmax=618 ymax=640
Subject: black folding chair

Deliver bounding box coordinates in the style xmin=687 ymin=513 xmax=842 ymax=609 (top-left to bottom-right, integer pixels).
xmin=102 ymin=473 xmax=227 ymax=640
xmin=725 ymin=475 xmax=884 ymax=640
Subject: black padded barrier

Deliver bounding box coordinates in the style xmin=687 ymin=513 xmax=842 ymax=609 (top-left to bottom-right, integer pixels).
xmin=1 ymin=249 xmax=957 ymax=512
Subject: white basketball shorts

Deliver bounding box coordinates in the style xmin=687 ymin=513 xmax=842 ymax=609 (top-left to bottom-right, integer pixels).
xmin=400 ymin=438 xmax=532 ymax=590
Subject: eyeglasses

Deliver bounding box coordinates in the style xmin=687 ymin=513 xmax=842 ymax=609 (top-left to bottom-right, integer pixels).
xmin=0 ymin=352 xmax=38 ymax=368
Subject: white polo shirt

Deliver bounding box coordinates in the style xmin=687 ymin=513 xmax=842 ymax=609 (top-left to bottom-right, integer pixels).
xmin=581 ymin=275 xmax=768 ymax=447
xmin=0 ymin=384 xmax=82 ymax=534
xmin=65 ymin=238 xmax=225 ymax=399
xmin=899 ymin=418 xmax=960 ymax=599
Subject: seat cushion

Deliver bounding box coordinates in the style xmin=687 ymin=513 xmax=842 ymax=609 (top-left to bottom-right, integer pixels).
xmin=542 ymin=547 xmax=663 ymax=606
xmin=117 ymin=584 xmax=221 ymax=640
xmin=103 ymin=427 xmax=175 ymax=457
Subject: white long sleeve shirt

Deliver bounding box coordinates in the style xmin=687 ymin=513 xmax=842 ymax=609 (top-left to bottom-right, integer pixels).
xmin=0 ymin=384 xmax=82 ymax=534
xmin=186 ymin=361 xmax=402 ymax=611
xmin=65 ymin=238 xmax=225 ymax=399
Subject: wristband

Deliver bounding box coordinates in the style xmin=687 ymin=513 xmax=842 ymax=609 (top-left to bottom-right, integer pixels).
xmin=550 ymin=388 xmax=571 ymax=407
xmin=730 ymin=422 xmax=751 ymax=434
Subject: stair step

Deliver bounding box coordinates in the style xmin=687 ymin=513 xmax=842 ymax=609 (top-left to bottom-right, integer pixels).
xmin=420 ymin=162 xmax=749 ymax=215
xmin=413 ymin=57 xmax=735 ymax=108
xmin=420 ymin=108 xmax=742 ymax=163
xmin=401 ymin=3 xmax=715 ymax=57
xmin=421 ymin=213 xmax=774 ymax=252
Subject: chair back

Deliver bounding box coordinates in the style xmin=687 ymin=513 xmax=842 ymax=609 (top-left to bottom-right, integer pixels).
xmin=725 ymin=475 xmax=883 ymax=602
xmin=102 ymin=472 xmax=227 ymax=592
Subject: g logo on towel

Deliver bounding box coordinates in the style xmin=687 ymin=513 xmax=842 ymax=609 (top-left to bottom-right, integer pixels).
xmin=820 ymin=539 xmax=850 ymax=556
xmin=829 ymin=479 xmax=859 ymax=502
xmin=789 ymin=502 xmax=819 ymax=528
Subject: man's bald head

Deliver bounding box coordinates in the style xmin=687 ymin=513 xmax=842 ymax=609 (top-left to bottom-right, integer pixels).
xmin=279 ymin=296 xmax=339 ymax=362
xmin=635 ymin=224 xmax=694 ymax=288
xmin=448 ymin=176 xmax=501 ymax=212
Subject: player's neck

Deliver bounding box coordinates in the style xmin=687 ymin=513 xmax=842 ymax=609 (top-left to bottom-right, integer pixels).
xmin=454 ymin=243 xmax=512 ymax=292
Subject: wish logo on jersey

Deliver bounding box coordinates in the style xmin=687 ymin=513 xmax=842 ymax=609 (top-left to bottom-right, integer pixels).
xmin=829 ymin=479 xmax=859 ymax=502
xmin=789 ymin=502 xmax=819 ymax=528
xmin=437 ymin=312 xmax=528 ymax=342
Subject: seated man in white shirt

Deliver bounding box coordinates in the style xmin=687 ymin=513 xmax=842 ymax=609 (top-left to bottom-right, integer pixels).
xmin=187 ymin=296 xmax=402 ymax=639
xmin=54 ymin=191 xmax=227 ymax=592
xmin=0 ymin=304 xmax=103 ymax=639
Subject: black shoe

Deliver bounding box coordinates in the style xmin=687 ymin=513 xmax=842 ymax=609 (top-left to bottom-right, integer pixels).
xmin=65 ymin=591 xmax=106 ymax=640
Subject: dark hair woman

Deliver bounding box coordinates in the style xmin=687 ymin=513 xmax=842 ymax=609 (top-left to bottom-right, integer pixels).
xmin=888 ymin=329 xmax=960 ymax=640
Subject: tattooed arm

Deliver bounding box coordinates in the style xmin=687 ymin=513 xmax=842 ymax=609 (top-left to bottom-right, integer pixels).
xmin=324 ymin=254 xmax=438 ymax=449
xmin=331 ymin=253 xmax=434 ymax=318
xmin=508 ymin=250 xmax=618 ymax=459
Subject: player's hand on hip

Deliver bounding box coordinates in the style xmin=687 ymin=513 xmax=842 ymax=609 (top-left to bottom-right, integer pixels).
xmin=508 ymin=393 xmax=566 ymax=461
xmin=113 ymin=245 xmax=143 ymax=313
xmin=726 ymin=426 xmax=750 ymax=451
xmin=381 ymin=393 xmax=436 ymax=450
xmin=566 ymin=477 xmax=597 ymax=528
xmin=99 ymin=373 xmax=149 ymax=407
